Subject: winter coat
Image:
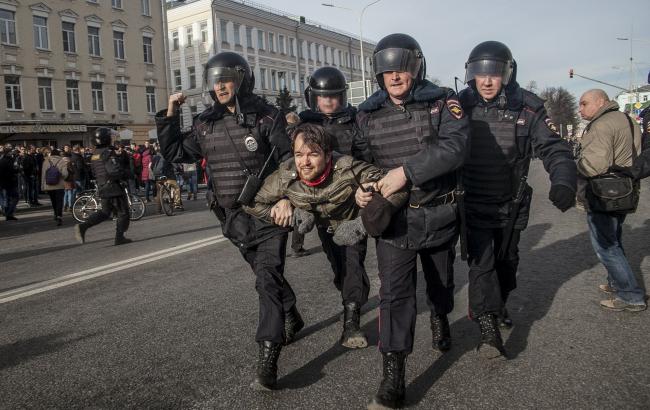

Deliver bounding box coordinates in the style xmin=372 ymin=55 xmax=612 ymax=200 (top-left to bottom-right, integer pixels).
xmin=41 ymin=155 xmax=69 ymax=191
xmin=140 ymin=149 xmax=153 ymax=182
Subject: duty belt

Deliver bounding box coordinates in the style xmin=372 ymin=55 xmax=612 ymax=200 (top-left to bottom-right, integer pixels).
xmin=409 ymin=190 xmax=456 ymax=208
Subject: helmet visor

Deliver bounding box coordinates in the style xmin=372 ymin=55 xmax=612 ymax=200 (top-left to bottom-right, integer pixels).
xmin=465 ymin=59 xmax=513 ymax=84
xmin=204 ymin=66 xmax=243 ymax=90
xmin=373 ymin=48 xmax=422 ymax=78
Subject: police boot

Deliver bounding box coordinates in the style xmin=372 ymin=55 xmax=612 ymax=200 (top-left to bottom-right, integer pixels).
xmin=284 ymin=305 xmax=304 ymax=345
xmin=340 ymin=302 xmax=368 ymax=349
xmin=114 ymin=234 xmax=132 ymax=246
xmin=367 ymin=351 xmax=407 ymax=409
xmin=74 ymin=224 xmax=88 ymax=244
xmin=499 ymin=308 xmax=513 ymax=329
xmin=476 ymin=313 xmax=506 ymax=359
xmin=430 ymin=313 xmax=451 ymax=352
xmin=250 ymin=341 xmax=282 ymax=391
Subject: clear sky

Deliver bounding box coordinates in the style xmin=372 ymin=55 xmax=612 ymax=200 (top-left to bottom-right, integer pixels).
xmin=255 ymin=0 xmax=650 ymax=100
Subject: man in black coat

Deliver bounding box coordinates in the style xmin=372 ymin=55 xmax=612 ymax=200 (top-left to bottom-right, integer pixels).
xmin=0 ymin=145 xmax=20 ymax=220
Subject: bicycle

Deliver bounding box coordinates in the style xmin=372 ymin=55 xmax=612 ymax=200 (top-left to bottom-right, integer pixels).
xmin=72 ymin=181 xmax=145 ymax=223
xmin=157 ymin=176 xmax=177 ymax=216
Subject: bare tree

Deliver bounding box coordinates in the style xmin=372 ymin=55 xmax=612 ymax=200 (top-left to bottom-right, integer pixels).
xmin=425 ymin=75 xmax=441 ymax=86
xmin=525 ymin=80 xmax=538 ymax=93
xmin=539 ymin=87 xmax=580 ymax=138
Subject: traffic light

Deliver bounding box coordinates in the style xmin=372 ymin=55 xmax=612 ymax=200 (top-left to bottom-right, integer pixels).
xmin=569 ymin=69 xmax=574 ymax=79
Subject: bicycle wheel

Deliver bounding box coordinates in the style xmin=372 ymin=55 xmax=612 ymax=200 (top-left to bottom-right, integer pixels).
xmin=160 ymin=186 xmax=174 ymax=216
xmin=72 ymin=195 xmax=99 ymax=223
xmin=128 ymin=194 xmax=146 ymax=221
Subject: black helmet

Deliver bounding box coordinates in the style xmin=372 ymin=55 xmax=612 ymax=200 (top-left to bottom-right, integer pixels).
xmin=94 ymin=127 xmax=115 ymax=147
xmin=203 ymin=51 xmax=254 ymax=102
xmin=465 ymin=41 xmax=514 ymax=85
xmin=304 ymin=66 xmax=348 ymax=111
xmin=372 ymin=33 xmax=426 ymax=90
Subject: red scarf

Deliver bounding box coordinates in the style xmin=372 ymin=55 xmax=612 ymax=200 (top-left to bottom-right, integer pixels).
xmin=301 ymin=158 xmax=333 ymax=187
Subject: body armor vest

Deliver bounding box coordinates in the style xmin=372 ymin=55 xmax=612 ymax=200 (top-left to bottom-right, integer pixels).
xmin=90 ymin=147 xmax=109 ymax=188
xmin=197 ymin=114 xmax=270 ymax=209
xmin=464 ymin=105 xmax=522 ymax=203
xmin=323 ymin=117 xmax=355 ymax=156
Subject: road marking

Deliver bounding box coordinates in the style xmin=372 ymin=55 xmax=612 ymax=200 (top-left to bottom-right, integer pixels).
xmin=0 ymin=235 xmax=228 ymax=304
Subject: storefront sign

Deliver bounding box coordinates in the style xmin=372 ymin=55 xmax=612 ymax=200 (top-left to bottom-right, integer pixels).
xmin=0 ymin=124 xmax=88 ymax=134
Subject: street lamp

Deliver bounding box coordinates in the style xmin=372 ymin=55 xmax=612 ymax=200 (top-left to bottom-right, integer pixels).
xmin=322 ymin=0 xmax=382 ymax=99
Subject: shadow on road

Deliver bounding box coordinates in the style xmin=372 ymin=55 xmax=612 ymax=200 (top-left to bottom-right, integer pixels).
xmin=0 ymin=331 xmax=100 ymax=370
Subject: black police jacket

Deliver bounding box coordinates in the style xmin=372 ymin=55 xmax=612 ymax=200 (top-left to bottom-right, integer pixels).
xmin=299 ymin=105 xmax=361 ymax=157
xmin=458 ymin=84 xmax=576 ymax=229
xmin=91 ymin=148 xmax=130 ymax=198
xmin=155 ymin=95 xmax=292 ymax=248
xmin=354 ymin=80 xmax=469 ymax=250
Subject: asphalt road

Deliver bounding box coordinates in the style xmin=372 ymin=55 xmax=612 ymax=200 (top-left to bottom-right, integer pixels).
xmin=1 ymin=161 xmax=649 ymax=409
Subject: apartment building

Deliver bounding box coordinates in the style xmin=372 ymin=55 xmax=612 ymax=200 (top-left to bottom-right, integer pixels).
xmin=166 ymin=0 xmax=376 ymax=128
xmin=0 ymin=0 xmax=169 ymax=147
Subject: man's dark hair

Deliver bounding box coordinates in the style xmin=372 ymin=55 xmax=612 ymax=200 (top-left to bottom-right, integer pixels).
xmin=291 ymin=123 xmax=332 ymax=154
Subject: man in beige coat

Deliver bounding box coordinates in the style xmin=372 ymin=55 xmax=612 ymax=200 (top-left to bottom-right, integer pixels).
xmin=577 ymin=89 xmax=645 ymax=312
xmin=41 ymin=147 xmax=69 ymax=226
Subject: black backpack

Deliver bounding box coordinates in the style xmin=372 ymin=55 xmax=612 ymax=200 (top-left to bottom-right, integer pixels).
xmin=45 ymin=159 xmax=62 ymax=185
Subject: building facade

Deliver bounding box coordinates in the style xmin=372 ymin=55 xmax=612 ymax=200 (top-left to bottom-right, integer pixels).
xmin=166 ymin=0 xmax=376 ymax=128
xmin=615 ymin=85 xmax=650 ymax=120
xmin=0 ymin=0 xmax=169 ymax=147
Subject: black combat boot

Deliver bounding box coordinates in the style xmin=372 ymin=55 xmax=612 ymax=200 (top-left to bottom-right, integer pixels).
xmin=340 ymin=302 xmax=368 ymax=349
xmin=284 ymin=305 xmax=304 ymax=345
xmin=114 ymin=235 xmax=132 ymax=246
xmin=251 ymin=341 xmax=282 ymax=391
xmin=430 ymin=313 xmax=451 ymax=352
xmin=74 ymin=224 xmax=88 ymax=244
xmin=499 ymin=308 xmax=513 ymax=329
xmin=476 ymin=313 xmax=506 ymax=359
xmin=368 ymin=351 xmax=407 ymax=409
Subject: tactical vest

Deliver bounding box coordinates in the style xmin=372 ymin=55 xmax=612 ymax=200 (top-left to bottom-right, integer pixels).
xmin=464 ymin=105 xmax=524 ymax=203
xmin=197 ymin=114 xmax=270 ymax=208
xmin=90 ymin=147 xmax=108 ymax=188
xmin=323 ymin=117 xmax=356 ymax=156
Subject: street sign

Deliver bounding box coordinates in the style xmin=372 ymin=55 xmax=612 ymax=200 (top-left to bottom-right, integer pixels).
xmin=634 ymin=102 xmax=642 ymax=109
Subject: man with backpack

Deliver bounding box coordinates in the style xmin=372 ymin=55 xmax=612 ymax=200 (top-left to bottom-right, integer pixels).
xmin=41 ymin=147 xmax=69 ymax=226
xmin=74 ymin=128 xmax=133 ymax=245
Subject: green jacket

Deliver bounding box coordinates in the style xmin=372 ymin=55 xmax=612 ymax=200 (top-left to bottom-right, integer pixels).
xmin=244 ymin=153 xmax=407 ymax=229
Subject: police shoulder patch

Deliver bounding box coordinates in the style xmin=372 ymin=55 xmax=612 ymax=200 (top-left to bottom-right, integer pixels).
xmin=91 ymin=154 xmax=100 ymax=160
xmin=544 ymin=117 xmax=558 ymax=133
xmin=446 ymin=99 xmax=464 ymax=120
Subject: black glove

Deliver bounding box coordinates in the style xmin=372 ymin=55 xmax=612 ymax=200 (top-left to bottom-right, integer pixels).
xmin=549 ymin=185 xmax=575 ymax=212
xmin=333 ymin=217 xmax=367 ymax=246
xmin=610 ymin=164 xmax=638 ymax=180
xmin=292 ymin=207 xmax=315 ymax=235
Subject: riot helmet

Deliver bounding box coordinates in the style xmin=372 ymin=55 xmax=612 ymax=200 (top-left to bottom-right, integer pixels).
xmin=94 ymin=127 xmax=115 ymax=147
xmin=372 ymin=33 xmax=426 ymax=90
xmin=465 ymin=41 xmax=514 ymax=85
xmin=304 ymin=66 xmax=348 ymax=112
xmin=203 ymin=52 xmax=254 ymax=102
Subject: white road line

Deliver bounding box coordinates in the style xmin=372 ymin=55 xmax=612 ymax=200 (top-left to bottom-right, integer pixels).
xmin=0 ymin=235 xmax=228 ymax=304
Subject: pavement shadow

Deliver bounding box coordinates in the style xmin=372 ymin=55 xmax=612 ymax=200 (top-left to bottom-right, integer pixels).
xmin=0 ymin=331 xmax=100 ymax=370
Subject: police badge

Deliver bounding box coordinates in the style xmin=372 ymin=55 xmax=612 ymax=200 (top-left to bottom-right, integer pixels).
xmin=244 ymin=134 xmax=258 ymax=152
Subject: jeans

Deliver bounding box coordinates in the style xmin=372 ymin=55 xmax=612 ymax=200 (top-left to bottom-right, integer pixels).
xmin=587 ymin=211 xmax=644 ymax=304
xmin=1 ymin=187 xmax=19 ymax=217
xmin=63 ymin=189 xmax=74 ymax=208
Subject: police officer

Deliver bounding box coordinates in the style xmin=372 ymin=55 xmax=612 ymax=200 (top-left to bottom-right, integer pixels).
xmin=299 ymin=66 xmax=370 ymax=349
xmin=354 ymin=33 xmax=469 ymax=408
xmin=74 ymin=127 xmax=133 ymax=246
xmin=458 ymin=41 xmax=576 ymax=358
xmin=155 ymin=51 xmax=302 ymax=391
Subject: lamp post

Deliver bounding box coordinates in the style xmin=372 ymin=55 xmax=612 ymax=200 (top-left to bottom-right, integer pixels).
xmin=322 ymin=0 xmax=382 ymax=99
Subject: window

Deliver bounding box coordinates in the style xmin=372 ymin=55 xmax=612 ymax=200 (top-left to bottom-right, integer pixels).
xmin=91 ymin=81 xmax=104 ymax=111
xmin=141 ymin=0 xmax=151 ymax=16
xmin=116 ymin=83 xmax=128 ymax=112
xmin=146 ymin=86 xmax=156 ymax=114
xmin=188 ymin=66 xmax=196 ymax=89
xmin=173 ymin=69 xmax=181 ymax=91
xmin=278 ymin=35 xmax=285 ymax=54
xmin=62 ymin=22 xmax=76 ymax=53
xmin=315 ymin=44 xmax=320 ymax=62
xmin=257 ymin=30 xmax=264 ymax=50
xmin=271 ymin=70 xmax=277 ymax=90
xmin=299 ymin=40 xmax=304 ymax=58
xmin=112 ymin=0 xmax=123 ymax=9
xmin=143 ymin=36 xmax=153 ymax=63
xmin=260 ymin=68 xmax=267 ymax=89
xmin=290 ymin=72 xmax=296 ymax=92
xmin=245 ymin=26 xmax=252 ymax=48
xmin=38 ymin=78 xmax=53 ymax=111
xmin=88 ymin=26 xmax=101 ymax=56
xmin=300 ymin=75 xmax=305 ymax=94
xmin=171 ymin=30 xmax=179 ymax=50
xmin=33 ymin=16 xmax=49 ymax=49
xmin=233 ymin=23 xmax=240 ymax=46
xmin=278 ymin=71 xmax=286 ymax=90
xmin=268 ymin=33 xmax=274 ymax=52
xmin=220 ymin=19 xmax=227 ymax=42
xmin=201 ymin=22 xmax=208 ymax=43
xmin=0 ymin=9 xmax=16 ymax=45
xmin=66 ymin=80 xmax=80 ymax=111
xmin=186 ymin=26 xmax=193 ymax=47
xmin=307 ymin=42 xmax=312 ymax=60
xmin=113 ymin=31 xmax=125 ymax=59
xmin=4 ymin=75 xmax=21 ymax=110
xmin=289 ymin=38 xmax=295 ymax=57
xmin=338 ymin=50 xmax=342 ymax=66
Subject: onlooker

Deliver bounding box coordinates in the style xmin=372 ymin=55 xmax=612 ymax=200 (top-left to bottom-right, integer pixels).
xmin=140 ymin=143 xmax=154 ymax=202
xmin=62 ymin=150 xmax=76 ymax=212
xmin=70 ymin=145 xmax=85 ymax=200
xmin=0 ymin=144 xmax=20 ymax=220
xmin=41 ymin=147 xmax=69 ymax=226
xmin=577 ymin=89 xmax=646 ymax=312
xmin=152 ymin=151 xmax=183 ymax=211
xmin=183 ymin=162 xmax=198 ymax=200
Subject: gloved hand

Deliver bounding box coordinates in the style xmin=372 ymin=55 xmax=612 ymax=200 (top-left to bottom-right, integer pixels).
xmin=333 ymin=217 xmax=367 ymax=246
xmin=549 ymin=185 xmax=575 ymax=212
xmin=610 ymin=164 xmax=638 ymax=180
xmin=292 ymin=207 xmax=315 ymax=235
